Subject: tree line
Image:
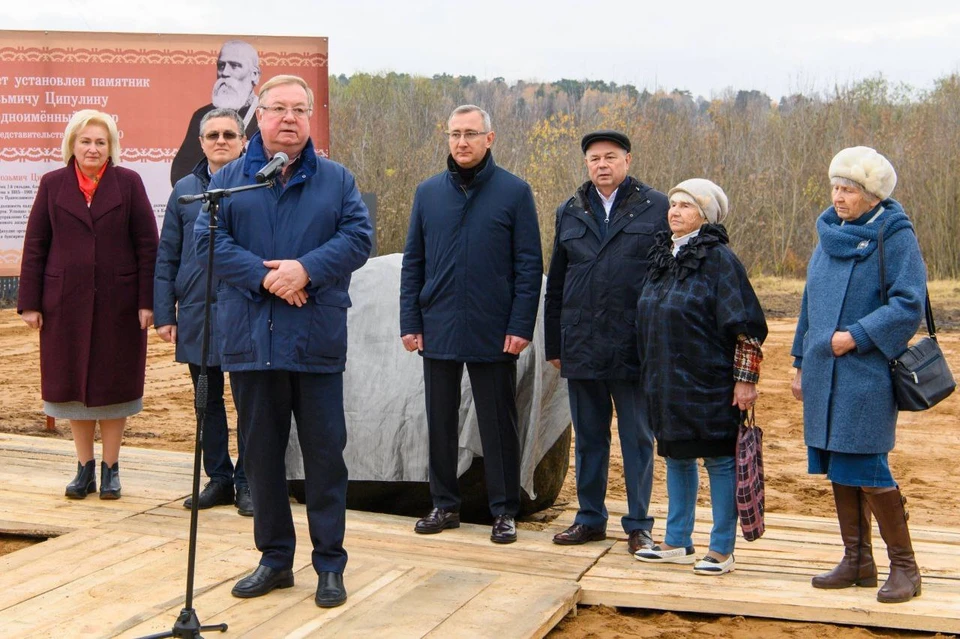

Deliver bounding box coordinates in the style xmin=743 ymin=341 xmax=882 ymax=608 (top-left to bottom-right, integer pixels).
xmin=329 ymin=73 xmax=960 ymax=278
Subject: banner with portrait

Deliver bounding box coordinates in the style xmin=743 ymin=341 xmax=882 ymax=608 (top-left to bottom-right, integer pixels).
xmin=0 ymin=31 xmax=329 ymax=276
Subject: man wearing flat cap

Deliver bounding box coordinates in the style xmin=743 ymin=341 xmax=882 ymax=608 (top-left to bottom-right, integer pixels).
xmin=544 ymin=130 xmax=668 ymax=552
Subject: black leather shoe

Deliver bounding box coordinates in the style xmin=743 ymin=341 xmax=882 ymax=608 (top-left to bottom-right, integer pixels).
xmin=231 ymin=565 xmax=294 ymax=598
xmin=65 ymin=460 xmax=96 ymax=499
xmin=315 ymin=571 xmax=347 ymax=608
xmin=99 ymin=461 xmax=121 ymax=500
xmin=628 ymin=529 xmax=655 ymax=554
xmin=552 ymin=523 xmax=606 ymax=545
xmin=490 ymin=514 xmax=517 ymax=544
xmin=414 ymin=508 xmax=460 ymax=534
xmin=235 ymin=485 xmax=253 ymax=516
xmin=183 ymin=480 xmax=235 ymax=510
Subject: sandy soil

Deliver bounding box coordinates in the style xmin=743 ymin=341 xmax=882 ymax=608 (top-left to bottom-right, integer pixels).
xmin=1 ymin=303 xmax=958 ymax=638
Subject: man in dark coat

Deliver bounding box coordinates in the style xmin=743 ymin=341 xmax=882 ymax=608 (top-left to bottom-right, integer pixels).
xmin=400 ymin=104 xmax=543 ymax=544
xmin=155 ymin=108 xmax=250 ymax=515
xmin=196 ymin=75 xmax=373 ymax=608
xmin=170 ymin=40 xmax=260 ymax=186
xmin=544 ymin=130 xmax=669 ymax=554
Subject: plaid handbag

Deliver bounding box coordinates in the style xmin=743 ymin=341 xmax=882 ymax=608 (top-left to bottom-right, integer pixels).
xmin=736 ymin=408 xmax=765 ymax=541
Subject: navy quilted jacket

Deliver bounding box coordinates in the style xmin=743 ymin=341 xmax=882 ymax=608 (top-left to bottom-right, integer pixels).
xmin=399 ymin=154 xmax=543 ymax=362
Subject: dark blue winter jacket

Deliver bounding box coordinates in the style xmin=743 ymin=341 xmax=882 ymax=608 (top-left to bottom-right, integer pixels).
xmin=544 ymin=177 xmax=668 ymax=379
xmin=155 ymin=158 xmax=220 ymax=366
xmin=195 ymin=132 xmax=373 ymax=373
xmin=399 ymin=154 xmax=543 ymax=362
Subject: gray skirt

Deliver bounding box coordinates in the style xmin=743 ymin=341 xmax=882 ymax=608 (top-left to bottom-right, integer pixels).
xmin=44 ymin=398 xmax=143 ymax=420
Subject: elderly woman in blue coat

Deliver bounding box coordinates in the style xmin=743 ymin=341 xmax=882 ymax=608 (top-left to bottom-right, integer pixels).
xmin=635 ymin=178 xmax=767 ymax=576
xmin=791 ymin=146 xmax=926 ymax=604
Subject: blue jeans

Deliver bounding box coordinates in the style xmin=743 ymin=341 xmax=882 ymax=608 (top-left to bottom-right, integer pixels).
xmin=664 ymin=456 xmax=737 ymax=556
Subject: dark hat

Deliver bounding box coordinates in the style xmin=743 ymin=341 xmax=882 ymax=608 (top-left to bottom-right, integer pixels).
xmin=580 ymin=130 xmax=631 ymax=154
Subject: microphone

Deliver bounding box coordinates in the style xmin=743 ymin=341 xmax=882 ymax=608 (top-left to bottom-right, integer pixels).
xmin=255 ymin=152 xmax=289 ymax=183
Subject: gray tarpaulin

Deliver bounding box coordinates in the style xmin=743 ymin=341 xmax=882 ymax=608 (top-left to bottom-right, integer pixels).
xmin=285 ymin=253 xmax=570 ymax=499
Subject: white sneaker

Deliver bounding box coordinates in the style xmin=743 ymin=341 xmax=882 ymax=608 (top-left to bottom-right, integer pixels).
xmin=635 ymin=544 xmax=697 ymax=564
xmin=693 ymin=554 xmax=735 ymax=575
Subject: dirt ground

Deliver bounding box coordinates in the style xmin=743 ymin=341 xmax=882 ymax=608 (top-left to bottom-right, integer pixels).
xmin=1 ymin=279 xmax=959 ymax=638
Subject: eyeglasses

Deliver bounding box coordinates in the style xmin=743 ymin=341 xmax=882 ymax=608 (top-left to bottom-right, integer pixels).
xmin=259 ymin=105 xmax=312 ymax=119
xmin=446 ymin=130 xmax=488 ymax=141
xmin=202 ymin=130 xmax=240 ymax=141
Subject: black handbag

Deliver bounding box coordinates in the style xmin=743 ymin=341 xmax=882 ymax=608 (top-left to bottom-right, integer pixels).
xmin=878 ymin=222 xmax=956 ymax=411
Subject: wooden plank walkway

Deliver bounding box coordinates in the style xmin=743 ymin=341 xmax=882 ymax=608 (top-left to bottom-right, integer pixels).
xmin=555 ymin=499 xmax=960 ymax=634
xmin=0 ymin=434 xmax=581 ymax=638
xmin=1 ymin=433 xmax=959 ymax=636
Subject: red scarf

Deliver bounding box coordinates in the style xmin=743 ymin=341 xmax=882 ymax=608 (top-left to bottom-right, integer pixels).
xmin=74 ymin=159 xmax=108 ymax=206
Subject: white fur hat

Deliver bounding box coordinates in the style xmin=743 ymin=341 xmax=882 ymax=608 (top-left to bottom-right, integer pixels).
xmin=668 ymin=178 xmax=729 ymax=224
xmin=828 ymin=146 xmax=897 ymax=200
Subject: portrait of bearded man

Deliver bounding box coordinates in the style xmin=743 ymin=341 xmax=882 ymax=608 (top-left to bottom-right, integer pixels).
xmin=169 ymin=40 xmax=262 ymax=186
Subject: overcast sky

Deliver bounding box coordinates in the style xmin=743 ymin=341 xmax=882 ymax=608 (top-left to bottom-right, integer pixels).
xmin=3 ymin=0 xmax=958 ymax=99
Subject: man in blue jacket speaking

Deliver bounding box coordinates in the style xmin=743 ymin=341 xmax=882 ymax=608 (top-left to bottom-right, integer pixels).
xmin=155 ymin=107 xmax=250 ymax=516
xmin=544 ymin=130 xmax=668 ymax=554
xmin=400 ymin=105 xmax=543 ymax=545
xmin=196 ymin=75 xmax=373 ymax=608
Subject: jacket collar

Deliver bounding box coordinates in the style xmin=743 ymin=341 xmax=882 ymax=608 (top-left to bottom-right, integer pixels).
xmin=571 ymin=176 xmax=652 ymax=243
xmin=447 ymin=151 xmax=496 ymax=190
xmin=242 ymin=131 xmax=319 ymax=185
xmin=648 ymin=223 xmax=729 ymax=281
xmin=59 ymin=158 xmax=122 ymax=230
xmin=191 ymin=157 xmax=212 ymax=190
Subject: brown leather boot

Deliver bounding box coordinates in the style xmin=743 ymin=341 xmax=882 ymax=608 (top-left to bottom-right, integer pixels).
xmin=864 ymin=488 xmax=922 ymax=603
xmin=812 ymin=483 xmax=878 ymax=588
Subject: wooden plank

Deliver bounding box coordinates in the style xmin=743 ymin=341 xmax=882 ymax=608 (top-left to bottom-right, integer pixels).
xmin=579 ymin=554 xmax=960 ymax=634
xmin=556 ymin=499 xmax=960 ymax=543
xmin=281 ymin=567 xmax=494 ymax=639
xmin=239 ymin=563 xmax=418 ymax=638
xmin=121 ymin=556 xmax=400 ymax=638
xmin=23 ymin=545 xmax=255 ymax=638
xmin=424 ymin=573 xmax=580 ymax=639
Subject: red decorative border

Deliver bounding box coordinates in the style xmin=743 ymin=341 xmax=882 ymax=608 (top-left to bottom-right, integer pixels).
xmin=0 ymin=47 xmax=327 ymax=67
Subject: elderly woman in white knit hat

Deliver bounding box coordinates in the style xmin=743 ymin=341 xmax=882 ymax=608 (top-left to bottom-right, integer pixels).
xmin=791 ymin=147 xmax=926 ymax=603
xmin=635 ymin=178 xmax=767 ymax=576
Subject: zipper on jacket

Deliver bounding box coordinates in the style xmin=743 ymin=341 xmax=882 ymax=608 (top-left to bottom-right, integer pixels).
xmin=266 ymin=307 xmax=274 ymax=367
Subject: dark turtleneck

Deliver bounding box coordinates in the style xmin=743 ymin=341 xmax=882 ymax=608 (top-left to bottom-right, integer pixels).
xmin=448 ymin=150 xmax=491 ymax=187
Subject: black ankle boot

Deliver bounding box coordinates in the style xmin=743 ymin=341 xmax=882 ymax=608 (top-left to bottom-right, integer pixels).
xmin=65 ymin=460 xmax=96 ymax=499
xmin=100 ymin=461 xmax=122 ymax=500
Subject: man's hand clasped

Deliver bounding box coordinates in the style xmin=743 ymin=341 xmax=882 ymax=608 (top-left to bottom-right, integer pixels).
xmin=263 ymin=259 xmax=309 ymax=306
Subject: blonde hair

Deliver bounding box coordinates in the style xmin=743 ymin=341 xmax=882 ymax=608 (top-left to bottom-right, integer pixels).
xmin=258 ymin=75 xmax=314 ymax=111
xmin=62 ymin=110 xmax=120 ymax=166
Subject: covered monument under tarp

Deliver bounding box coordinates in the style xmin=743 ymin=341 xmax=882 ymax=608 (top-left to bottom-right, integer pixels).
xmin=285 ymin=254 xmax=571 ymax=519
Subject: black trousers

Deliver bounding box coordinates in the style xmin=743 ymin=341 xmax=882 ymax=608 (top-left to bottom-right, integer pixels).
xmin=187 ymin=364 xmax=246 ymax=489
xmin=423 ymin=358 xmax=520 ymax=516
xmin=230 ymin=370 xmax=348 ymax=574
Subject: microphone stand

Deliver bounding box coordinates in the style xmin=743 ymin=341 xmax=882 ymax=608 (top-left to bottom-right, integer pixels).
xmin=140 ymin=179 xmax=275 ymax=639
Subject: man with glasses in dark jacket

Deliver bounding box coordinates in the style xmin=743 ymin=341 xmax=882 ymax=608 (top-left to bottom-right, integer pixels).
xmin=400 ymin=104 xmax=542 ymax=545
xmin=155 ymin=107 xmax=251 ymax=515
xmin=197 ymin=75 xmax=372 ymax=608
xmin=544 ymin=130 xmax=668 ymax=554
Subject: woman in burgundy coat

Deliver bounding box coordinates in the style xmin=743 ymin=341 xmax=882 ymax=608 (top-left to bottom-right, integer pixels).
xmin=18 ymin=110 xmax=158 ymax=500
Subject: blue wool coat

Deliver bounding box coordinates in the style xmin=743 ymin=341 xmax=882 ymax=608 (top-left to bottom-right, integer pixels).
xmin=195 ymin=132 xmax=373 ymax=373
xmin=155 ymin=158 xmax=221 ymax=366
xmin=792 ymin=200 xmax=926 ymax=454
xmin=399 ymin=154 xmax=543 ymax=362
